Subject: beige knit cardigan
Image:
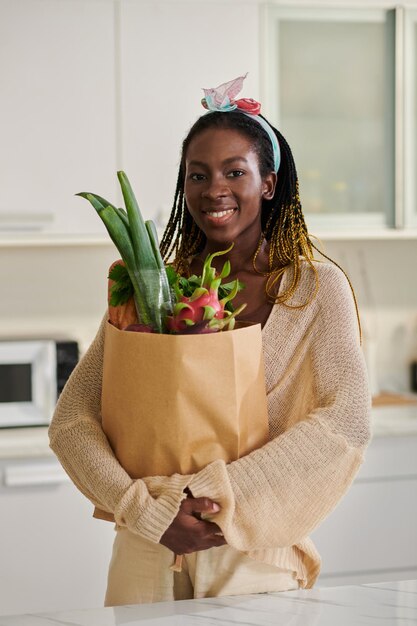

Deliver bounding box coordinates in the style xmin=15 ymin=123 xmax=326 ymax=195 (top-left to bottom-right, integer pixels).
xmin=49 ymin=260 xmax=371 ymax=588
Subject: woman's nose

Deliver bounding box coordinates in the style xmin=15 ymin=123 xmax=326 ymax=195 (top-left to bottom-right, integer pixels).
xmin=201 ymin=177 xmax=229 ymax=200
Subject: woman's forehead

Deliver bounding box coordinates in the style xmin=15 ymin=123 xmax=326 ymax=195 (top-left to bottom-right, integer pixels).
xmin=186 ymin=127 xmax=257 ymax=160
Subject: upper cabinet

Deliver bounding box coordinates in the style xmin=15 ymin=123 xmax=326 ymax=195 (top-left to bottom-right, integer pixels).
xmin=262 ymin=5 xmax=417 ymax=235
xmin=0 ymin=0 xmax=263 ymax=242
xmin=0 ymin=0 xmax=117 ymax=238
xmin=2 ymin=2 xmax=417 ymax=241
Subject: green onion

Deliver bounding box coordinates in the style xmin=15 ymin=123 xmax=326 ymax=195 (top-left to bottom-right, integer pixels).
xmin=77 ymin=172 xmax=173 ymax=332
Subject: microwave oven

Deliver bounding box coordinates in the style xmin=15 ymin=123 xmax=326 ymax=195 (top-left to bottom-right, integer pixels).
xmin=0 ymin=339 xmax=79 ymax=428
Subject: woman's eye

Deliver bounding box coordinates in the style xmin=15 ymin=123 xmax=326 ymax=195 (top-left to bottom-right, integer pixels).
xmin=189 ymin=173 xmax=206 ymax=181
xmin=227 ymin=170 xmax=244 ymax=178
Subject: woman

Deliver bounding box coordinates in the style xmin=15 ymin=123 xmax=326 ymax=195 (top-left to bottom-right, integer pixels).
xmin=49 ymin=76 xmax=371 ymax=604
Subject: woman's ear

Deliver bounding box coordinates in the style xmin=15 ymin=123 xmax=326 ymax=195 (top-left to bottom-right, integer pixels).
xmin=262 ymin=172 xmax=277 ymax=200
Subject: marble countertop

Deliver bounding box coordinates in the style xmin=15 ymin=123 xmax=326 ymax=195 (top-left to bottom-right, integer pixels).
xmin=1 ymin=580 xmax=416 ymax=625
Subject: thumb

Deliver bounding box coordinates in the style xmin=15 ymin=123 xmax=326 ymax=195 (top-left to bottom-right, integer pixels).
xmin=186 ymin=497 xmax=221 ymax=515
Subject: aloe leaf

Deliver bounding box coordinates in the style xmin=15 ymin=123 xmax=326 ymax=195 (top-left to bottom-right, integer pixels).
xmin=103 ymin=210 xmax=152 ymax=325
xmin=117 ymin=171 xmax=157 ymax=271
xmin=89 ymin=201 xmax=135 ymax=268
xmin=79 ymin=193 xmax=152 ymax=326
xmin=115 ymin=207 xmax=130 ymax=230
xmin=145 ymin=220 xmax=173 ymax=316
xmin=76 ymin=192 xmax=117 ymax=212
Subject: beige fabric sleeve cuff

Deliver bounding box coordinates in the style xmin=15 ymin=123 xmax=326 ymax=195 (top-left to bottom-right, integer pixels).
xmin=115 ymin=473 xmax=191 ymax=543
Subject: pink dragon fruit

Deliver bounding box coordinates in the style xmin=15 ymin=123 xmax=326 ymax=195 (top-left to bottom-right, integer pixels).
xmin=166 ymin=245 xmax=246 ymax=334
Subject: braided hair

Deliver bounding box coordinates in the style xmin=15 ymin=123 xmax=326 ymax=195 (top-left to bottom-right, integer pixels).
xmin=160 ymin=111 xmax=359 ymax=317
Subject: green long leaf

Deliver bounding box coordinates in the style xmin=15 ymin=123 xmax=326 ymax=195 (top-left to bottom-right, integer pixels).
xmin=84 ymin=196 xmax=136 ymax=268
xmin=78 ymin=193 xmax=152 ymax=325
xmin=76 ymin=192 xmax=117 ymax=212
xmin=115 ymin=207 xmax=130 ymax=230
xmin=145 ymin=220 xmax=173 ymax=315
xmin=117 ymin=171 xmax=157 ymax=271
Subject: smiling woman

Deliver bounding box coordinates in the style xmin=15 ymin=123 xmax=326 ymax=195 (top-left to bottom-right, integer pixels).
xmin=49 ymin=75 xmax=371 ymax=607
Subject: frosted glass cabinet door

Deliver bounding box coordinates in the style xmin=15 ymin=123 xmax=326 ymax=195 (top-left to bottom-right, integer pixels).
xmin=0 ymin=0 xmax=117 ymax=237
xmin=262 ymin=7 xmax=396 ymax=231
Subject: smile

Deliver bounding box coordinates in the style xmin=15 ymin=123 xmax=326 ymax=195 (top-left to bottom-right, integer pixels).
xmin=204 ymin=208 xmax=237 ymax=218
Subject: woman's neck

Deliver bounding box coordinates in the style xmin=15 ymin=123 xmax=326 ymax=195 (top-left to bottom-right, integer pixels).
xmin=196 ymin=236 xmax=270 ymax=276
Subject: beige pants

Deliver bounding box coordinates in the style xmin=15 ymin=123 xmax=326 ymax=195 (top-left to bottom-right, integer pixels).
xmin=105 ymin=528 xmax=299 ymax=606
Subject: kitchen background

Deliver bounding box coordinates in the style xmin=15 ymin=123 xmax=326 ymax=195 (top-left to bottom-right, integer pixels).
xmin=0 ymin=0 xmax=417 ymax=617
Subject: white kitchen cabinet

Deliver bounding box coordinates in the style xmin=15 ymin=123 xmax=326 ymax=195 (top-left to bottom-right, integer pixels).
xmin=0 ymin=456 xmax=114 ymax=616
xmin=311 ymin=434 xmax=417 ymax=586
xmin=0 ymin=0 xmax=117 ymax=237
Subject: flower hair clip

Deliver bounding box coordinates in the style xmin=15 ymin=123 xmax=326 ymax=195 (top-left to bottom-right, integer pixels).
xmin=201 ymin=73 xmax=261 ymax=115
xmin=200 ymin=73 xmax=281 ymax=173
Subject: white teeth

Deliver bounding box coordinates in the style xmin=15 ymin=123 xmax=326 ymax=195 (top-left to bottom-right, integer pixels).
xmin=206 ymin=209 xmax=235 ymax=218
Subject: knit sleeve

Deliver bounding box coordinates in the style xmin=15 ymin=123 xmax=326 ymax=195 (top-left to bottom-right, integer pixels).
xmin=48 ymin=314 xmax=190 ymax=542
xmin=187 ymin=263 xmax=372 ymax=551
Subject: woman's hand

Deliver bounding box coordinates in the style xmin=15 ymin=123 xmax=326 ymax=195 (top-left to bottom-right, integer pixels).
xmin=160 ymin=496 xmax=226 ymax=554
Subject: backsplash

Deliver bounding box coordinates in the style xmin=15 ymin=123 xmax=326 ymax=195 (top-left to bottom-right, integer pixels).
xmin=321 ymin=238 xmax=417 ymax=393
xmin=0 ymin=237 xmax=416 ymax=393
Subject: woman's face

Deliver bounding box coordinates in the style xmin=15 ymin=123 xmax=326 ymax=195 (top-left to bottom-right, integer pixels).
xmin=184 ymin=128 xmax=276 ymax=250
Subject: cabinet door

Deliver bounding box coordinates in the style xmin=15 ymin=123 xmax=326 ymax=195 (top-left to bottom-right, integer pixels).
xmin=0 ymin=458 xmax=114 ymax=615
xmin=310 ymin=435 xmax=417 ymax=584
xmin=118 ymin=0 xmax=261 ymax=228
xmin=0 ymin=0 xmax=117 ymax=237
xmin=311 ymin=478 xmax=417 ymax=577
xmin=262 ymin=6 xmax=396 ymax=231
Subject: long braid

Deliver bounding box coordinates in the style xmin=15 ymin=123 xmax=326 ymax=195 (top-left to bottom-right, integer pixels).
xmin=252 ymin=122 xmax=317 ymax=308
xmin=160 ymin=170 xmax=185 ymax=262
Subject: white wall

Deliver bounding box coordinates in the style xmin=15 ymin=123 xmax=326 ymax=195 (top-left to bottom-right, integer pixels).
xmin=1 ymin=0 xmax=417 ymax=394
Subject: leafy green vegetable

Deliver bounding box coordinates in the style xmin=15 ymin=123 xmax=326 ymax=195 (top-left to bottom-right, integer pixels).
xmin=78 ymin=171 xmax=173 ymax=332
xmin=108 ymin=263 xmax=133 ymax=307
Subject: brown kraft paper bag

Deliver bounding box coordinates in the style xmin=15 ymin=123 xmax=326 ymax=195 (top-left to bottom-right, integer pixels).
xmin=94 ymin=320 xmax=269 ymax=521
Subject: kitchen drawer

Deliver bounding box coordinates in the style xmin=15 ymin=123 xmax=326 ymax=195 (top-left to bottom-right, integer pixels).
xmin=0 ymin=457 xmax=114 ymax=615
xmin=312 ymin=477 xmax=417 ymax=575
xmin=356 ymin=435 xmax=417 ymax=481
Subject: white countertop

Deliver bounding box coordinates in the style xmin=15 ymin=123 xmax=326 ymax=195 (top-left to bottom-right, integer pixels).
xmin=0 ymin=403 xmax=416 ymax=461
xmin=370 ymin=402 xmax=417 ymax=436
xmin=0 ymin=579 xmax=416 ymax=625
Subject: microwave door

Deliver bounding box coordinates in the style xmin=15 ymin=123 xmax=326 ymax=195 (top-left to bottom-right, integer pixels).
xmin=0 ymin=341 xmax=56 ymax=428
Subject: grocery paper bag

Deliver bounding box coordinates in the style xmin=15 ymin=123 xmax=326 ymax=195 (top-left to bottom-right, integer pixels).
xmin=94 ymin=320 xmax=269 ymax=521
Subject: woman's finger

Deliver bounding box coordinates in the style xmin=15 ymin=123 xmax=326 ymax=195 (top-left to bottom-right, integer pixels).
xmin=181 ymin=497 xmax=220 ymax=516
